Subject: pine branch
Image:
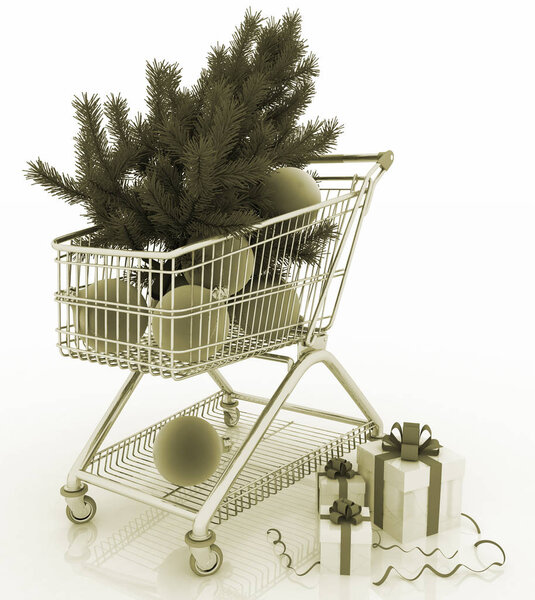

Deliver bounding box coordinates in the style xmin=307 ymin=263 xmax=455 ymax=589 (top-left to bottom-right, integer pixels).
xmin=72 ymin=93 xmax=112 ymax=177
xmin=224 ymin=9 xmax=263 ymax=88
xmin=104 ymin=93 xmax=132 ymax=147
xmin=108 ymin=144 xmax=140 ymax=181
xmin=27 ymin=7 xmax=343 ymax=271
xmin=182 ymin=135 xmax=218 ymax=201
xmin=255 ymin=218 xmax=339 ymax=278
xmin=215 ymin=156 xmax=271 ymax=190
xmin=275 ymin=117 xmax=343 ymax=167
xmin=230 ymin=8 xmax=263 ymax=62
xmin=139 ymin=171 xmax=185 ymax=244
xmin=238 ymin=71 xmax=271 ymax=124
xmin=151 ymin=154 xmax=183 ymax=198
xmin=159 ymin=118 xmax=192 ymax=161
xmin=205 ymin=44 xmax=228 ymax=82
xmin=94 ymin=208 xmax=147 ymax=250
xmin=146 ymin=59 xmax=182 ymax=124
xmin=208 ymin=90 xmax=247 ymax=162
xmin=130 ymin=112 xmax=158 ymax=172
xmin=190 ymin=208 xmax=258 ymax=239
xmin=266 ymin=78 xmax=316 ymax=127
xmin=292 ymin=54 xmax=320 ymax=82
xmin=25 ymin=159 xmax=88 ymax=204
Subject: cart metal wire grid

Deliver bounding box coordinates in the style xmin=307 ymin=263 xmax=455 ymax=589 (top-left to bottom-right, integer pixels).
xmin=55 ymin=151 xmax=393 ymax=575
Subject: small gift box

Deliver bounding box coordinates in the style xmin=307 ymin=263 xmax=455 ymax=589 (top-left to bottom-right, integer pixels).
xmin=320 ymin=498 xmax=372 ymax=576
xmin=357 ymin=422 xmax=464 ymax=544
xmin=317 ymin=457 xmax=366 ymax=513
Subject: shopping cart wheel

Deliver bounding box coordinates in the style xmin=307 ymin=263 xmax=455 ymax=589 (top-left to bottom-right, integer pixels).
xmin=65 ymin=495 xmax=97 ymax=524
xmin=189 ymin=544 xmax=223 ymax=576
xmin=223 ymin=408 xmax=240 ymax=427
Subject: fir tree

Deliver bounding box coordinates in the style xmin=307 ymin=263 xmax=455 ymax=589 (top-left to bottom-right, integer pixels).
xmin=26 ymin=9 xmax=342 ymax=291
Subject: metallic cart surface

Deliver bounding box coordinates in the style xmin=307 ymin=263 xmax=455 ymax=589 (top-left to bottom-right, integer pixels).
xmin=54 ymin=151 xmax=393 ymax=575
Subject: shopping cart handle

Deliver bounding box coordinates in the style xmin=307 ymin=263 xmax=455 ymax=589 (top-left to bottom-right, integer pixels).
xmin=377 ymin=151 xmax=394 ymax=171
xmin=311 ymin=151 xmax=394 ymax=169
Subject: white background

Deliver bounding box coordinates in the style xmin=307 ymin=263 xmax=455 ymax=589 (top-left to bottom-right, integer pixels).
xmin=1 ymin=1 xmax=533 ymax=598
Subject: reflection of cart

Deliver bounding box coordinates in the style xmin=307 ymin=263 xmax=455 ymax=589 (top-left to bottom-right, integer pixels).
xmin=65 ymin=480 xmax=320 ymax=600
xmin=55 ymin=152 xmax=393 ymax=575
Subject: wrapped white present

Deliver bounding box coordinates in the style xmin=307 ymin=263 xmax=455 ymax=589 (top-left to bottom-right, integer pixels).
xmin=357 ymin=422 xmax=464 ymax=543
xmin=320 ymin=499 xmax=372 ymax=576
xmin=317 ymin=457 xmax=366 ymax=513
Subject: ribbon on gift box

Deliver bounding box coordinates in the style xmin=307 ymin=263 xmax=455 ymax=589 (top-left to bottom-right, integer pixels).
xmin=320 ymin=498 xmax=370 ymax=576
xmin=372 ymin=422 xmax=443 ymax=536
xmin=318 ymin=457 xmax=357 ymax=503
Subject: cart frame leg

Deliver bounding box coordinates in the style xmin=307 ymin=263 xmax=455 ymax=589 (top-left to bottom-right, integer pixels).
xmin=209 ymin=369 xmax=233 ymax=394
xmin=186 ymin=346 xmax=382 ymax=566
xmin=210 ymin=368 xmax=240 ymax=426
xmin=61 ymin=370 xmax=144 ymax=517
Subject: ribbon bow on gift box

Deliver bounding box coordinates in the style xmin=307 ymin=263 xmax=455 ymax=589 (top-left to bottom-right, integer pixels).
xmin=325 ymin=457 xmax=357 ymax=479
xmin=322 ymin=499 xmax=370 ymax=576
xmin=382 ymin=422 xmax=442 ymax=461
xmin=329 ymin=498 xmax=366 ymax=526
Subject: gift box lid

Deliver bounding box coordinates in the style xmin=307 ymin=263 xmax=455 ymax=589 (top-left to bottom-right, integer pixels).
xmin=358 ymin=440 xmax=465 ymax=493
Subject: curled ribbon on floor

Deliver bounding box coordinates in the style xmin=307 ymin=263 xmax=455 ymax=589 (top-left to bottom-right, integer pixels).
xmin=372 ymin=529 xmax=458 ymax=559
xmin=373 ymin=539 xmax=506 ymax=586
xmin=266 ymin=528 xmax=320 ymax=576
xmin=266 ymin=513 xmax=505 ymax=584
xmin=372 ymin=513 xmax=506 ymax=586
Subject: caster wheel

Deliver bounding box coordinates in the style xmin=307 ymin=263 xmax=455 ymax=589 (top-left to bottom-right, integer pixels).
xmin=223 ymin=408 xmax=240 ymax=427
xmin=189 ymin=544 xmax=223 ymax=576
xmin=66 ymin=495 xmax=97 ymax=524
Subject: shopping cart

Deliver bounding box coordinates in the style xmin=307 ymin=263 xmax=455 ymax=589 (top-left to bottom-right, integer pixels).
xmin=54 ymin=151 xmax=394 ymax=575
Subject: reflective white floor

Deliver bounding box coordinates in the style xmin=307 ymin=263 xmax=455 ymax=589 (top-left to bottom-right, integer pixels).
xmin=1 ymin=351 xmax=528 ymax=600
xmin=60 ymin=476 xmax=505 ymax=600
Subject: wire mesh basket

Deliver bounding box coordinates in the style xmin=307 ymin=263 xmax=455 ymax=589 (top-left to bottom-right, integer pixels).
xmin=53 ymin=156 xmax=389 ymax=380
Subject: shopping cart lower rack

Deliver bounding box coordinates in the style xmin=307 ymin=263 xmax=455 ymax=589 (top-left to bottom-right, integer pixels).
xmin=54 ymin=152 xmax=393 ymax=576
xmin=83 ymin=391 xmax=375 ymax=523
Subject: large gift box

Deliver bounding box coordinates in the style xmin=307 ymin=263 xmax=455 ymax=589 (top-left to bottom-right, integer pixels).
xmin=319 ymin=498 xmax=372 ymax=576
xmin=357 ymin=422 xmax=464 ymax=543
xmin=317 ymin=457 xmax=366 ymax=513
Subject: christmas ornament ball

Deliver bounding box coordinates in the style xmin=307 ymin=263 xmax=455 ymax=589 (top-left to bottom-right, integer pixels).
xmin=184 ymin=235 xmax=255 ymax=295
xmin=263 ymin=167 xmax=321 ymax=218
xmin=232 ymin=278 xmax=301 ymax=341
xmin=74 ymin=278 xmax=148 ymax=354
xmin=152 ymin=285 xmax=229 ymax=362
xmin=153 ymin=416 xmax=223 ymax=486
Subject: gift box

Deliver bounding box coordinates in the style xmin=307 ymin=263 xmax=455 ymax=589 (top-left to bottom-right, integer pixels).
xmin=320 ymin=498 xmax=372 ymax=576
xmin=317 ymin=457 xmax=366 ymax=513
xmin=357 ymin=422 xmax=464 ymax=543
